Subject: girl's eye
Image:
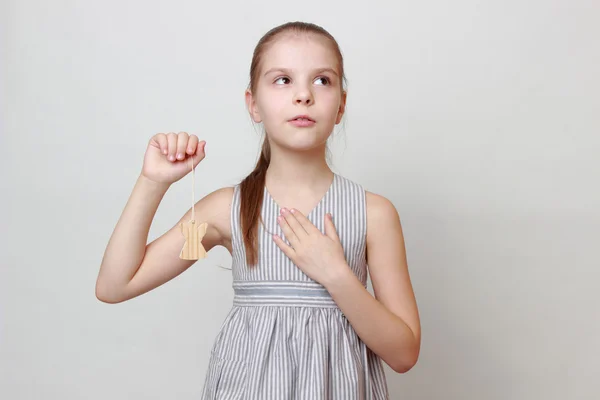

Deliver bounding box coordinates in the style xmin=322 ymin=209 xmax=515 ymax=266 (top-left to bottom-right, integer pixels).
xmin=274 ymin=77 xmax=291 ymax=85
xmin=273 ymin=76 xmax=331 ymax=85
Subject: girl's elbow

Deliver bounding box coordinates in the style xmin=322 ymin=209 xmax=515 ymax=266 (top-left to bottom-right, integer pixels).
xmin=390 ymin=347 xmax=420 ymax=373
xmin=391 ymin=359 xmax=417 ymax=373
xmin=95 ymin=280 xmax=126 ymax=304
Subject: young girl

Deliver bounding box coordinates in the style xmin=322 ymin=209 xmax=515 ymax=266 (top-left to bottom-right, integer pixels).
xmin=96 ymin=21 xmax=420 ymax=399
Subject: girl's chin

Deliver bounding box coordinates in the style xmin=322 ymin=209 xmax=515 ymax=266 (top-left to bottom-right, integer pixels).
xmin=270 ymin=136 xmax=330 ymax=152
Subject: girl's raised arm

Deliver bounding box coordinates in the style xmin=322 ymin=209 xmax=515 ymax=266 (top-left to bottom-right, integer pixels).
xmin=95 ymin=133 xmax=231 ymax=303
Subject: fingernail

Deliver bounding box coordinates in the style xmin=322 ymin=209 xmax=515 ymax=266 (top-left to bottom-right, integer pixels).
xmin=290 ymin=209 xmax=296 ymax=214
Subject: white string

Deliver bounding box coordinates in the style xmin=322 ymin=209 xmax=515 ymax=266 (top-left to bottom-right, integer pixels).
xmin=190 ymin=156 xmax=195 ymax=223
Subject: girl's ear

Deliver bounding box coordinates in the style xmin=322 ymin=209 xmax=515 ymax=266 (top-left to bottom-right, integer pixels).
xmin=245 ymin=89 xmax=262 ymax=123
xmin=335 ymin=90 xmax=347 ymax=124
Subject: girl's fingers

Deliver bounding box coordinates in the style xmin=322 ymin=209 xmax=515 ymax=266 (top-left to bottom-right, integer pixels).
xmin=153 ymin=131 xmax=202 ymax=163
xmin=191 ymin=141 xmax=206 ymax=167
xmin=166 ymin=132 xmax=178 ymax=162
xmin=152 ymin=133 xmax=168 ymax=155
xmin=176 ymin=132 xmax=190 ymax=160
xmin=187 ymin=134 xmax=199 ymax=156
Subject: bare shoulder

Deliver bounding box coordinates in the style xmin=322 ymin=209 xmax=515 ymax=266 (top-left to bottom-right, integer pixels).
xmin=365 ymin=191 xmax=401 ymax=230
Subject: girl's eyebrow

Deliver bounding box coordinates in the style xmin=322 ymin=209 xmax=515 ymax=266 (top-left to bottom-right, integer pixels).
xmin=263 ymin=67 xmax=339 ymax=77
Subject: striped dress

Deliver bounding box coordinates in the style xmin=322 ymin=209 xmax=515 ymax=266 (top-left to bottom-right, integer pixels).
xmin=200 ymin=173 xmax=389 ymax=399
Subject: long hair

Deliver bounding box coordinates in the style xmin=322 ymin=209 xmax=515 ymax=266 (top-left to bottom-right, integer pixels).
xmin=239 ymin=21 xmax=346 ymax=267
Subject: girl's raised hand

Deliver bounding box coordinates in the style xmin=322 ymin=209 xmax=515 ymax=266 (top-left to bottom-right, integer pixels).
xmin=141 ymin=132 xmax=206 ymax=185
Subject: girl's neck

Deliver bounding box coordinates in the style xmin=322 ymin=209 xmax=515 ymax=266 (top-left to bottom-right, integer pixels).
xmin=265 ymin=143 xmax=333 ymax=191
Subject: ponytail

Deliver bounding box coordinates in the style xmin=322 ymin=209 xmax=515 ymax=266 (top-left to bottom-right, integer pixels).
xmin=239 ymin=138 xmax=270 ymax=267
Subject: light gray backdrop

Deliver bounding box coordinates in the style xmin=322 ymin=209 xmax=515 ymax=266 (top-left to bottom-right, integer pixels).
xmin=2 ymin=0 xmax=598 ymax=399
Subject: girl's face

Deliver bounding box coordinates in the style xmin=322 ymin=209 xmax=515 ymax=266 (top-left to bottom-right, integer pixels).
xmin=246 ymin=34 xmax=346 ymax=152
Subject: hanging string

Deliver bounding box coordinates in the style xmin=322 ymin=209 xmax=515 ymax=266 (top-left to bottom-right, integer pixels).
xmin=185 ymin=152 xmax=222 ymax=225
xmin=190 ymin=156 xmax=195 ymax=223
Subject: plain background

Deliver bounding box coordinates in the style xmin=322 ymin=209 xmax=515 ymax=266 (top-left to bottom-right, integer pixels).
xmin=2 ymin=0 xmax=599 ymax=399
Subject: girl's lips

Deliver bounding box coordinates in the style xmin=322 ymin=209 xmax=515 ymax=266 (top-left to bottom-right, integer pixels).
xmin=289 ymin=118 xmax=316 ymax=127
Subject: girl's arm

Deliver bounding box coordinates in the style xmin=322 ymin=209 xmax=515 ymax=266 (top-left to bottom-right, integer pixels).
xmin=325 ymin=192 xmax=421 ymax=373
xmin=95 ymin=174 xmax=232 ymax=304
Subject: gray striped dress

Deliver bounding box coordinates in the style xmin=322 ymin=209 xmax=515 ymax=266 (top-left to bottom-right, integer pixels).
xmin=200 ymin=173 xmax=389 ymax=399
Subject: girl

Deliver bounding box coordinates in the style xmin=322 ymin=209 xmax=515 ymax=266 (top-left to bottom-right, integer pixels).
xmin=96 ymin=21 xmax=420 ymax=399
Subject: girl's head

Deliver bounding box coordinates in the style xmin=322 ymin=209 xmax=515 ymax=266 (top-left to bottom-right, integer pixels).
xmin=240 ymin=22 xmax=347 ymax=266
xmin=245 ymin=22 xmax=347 ymax=151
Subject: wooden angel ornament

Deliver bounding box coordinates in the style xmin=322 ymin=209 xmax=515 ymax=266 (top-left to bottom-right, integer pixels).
xmin=179 ymin=220 xmax=208 ymax=260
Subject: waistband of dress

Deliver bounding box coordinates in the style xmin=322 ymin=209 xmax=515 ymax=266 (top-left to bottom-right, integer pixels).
xmin=232 ymin=281 xmax=337 ymax=308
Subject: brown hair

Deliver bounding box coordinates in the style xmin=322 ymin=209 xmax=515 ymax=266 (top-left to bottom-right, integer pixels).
xmin=239 ymin=21 xmax=347 ymax=267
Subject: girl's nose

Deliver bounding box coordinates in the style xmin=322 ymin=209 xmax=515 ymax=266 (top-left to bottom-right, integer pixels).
xmin=294 ymin=90 xmax=313 ymax=105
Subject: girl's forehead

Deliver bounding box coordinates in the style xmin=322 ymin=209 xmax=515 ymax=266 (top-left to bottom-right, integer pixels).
xmin=261 ymin=35 xmax=339 ymax=71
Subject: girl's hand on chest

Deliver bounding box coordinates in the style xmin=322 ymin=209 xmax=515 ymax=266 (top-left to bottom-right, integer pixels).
xmin=273 ymin=207 xmax=349 ymax=286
